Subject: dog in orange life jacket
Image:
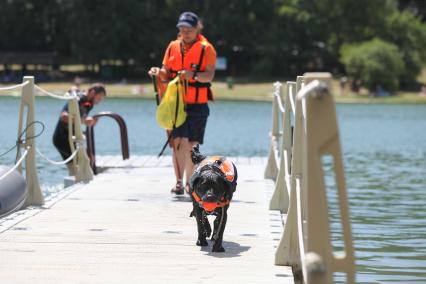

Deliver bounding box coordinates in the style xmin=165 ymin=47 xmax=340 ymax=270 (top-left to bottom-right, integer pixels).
xmin=189 ymin=145 xmax=237 ymax=252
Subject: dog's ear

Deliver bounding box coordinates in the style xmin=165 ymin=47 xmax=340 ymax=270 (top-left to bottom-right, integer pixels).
xmin=189 ymin=171 xmax=201 ymax=194
xmin=191 ymin=144 xmax=206 ymax=164
xmin=222 ymin=179 xmax=234 ymax=201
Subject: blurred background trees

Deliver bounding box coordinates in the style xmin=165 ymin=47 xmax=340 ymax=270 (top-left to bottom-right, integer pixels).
xmin=0 ymin=0 xmax=425 ymax=91
xmin=340 ymin=39 xmax=405 ymax=92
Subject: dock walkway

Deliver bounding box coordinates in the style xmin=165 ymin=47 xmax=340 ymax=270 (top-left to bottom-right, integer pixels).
xmin=0 ymin=156 xmax=294 ymax=283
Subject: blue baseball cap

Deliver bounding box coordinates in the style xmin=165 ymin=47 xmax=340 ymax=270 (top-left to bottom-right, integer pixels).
xmin=176 ymin=11 xmax=198 ymax=28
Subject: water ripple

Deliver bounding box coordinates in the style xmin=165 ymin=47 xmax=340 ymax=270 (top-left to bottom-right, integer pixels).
xmin=326 ymin=149 xmax=426 ymax=283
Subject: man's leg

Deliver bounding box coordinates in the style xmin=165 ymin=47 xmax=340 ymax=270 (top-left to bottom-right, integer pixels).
xmin=172 ymin=137 xmax=186 ymax=182
xmin=53 ymin=136 xmax=73 ymax=175
xmin=170 ymin=137 xmax=187 ymax=194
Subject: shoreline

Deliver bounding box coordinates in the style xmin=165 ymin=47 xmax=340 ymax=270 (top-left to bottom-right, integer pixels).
xmin=1 ymin=81 xmax=426 ymax=104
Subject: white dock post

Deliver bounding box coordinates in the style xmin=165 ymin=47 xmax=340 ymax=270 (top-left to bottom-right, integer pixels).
xmin=264 ymin=82 xmax=281 ymax=180
xmin=275 ymin=77 xmax=305 ymax=269
xmin=303 ymin=72 xmax=355 ymax=284
xmin=67 ymin=99 xmax=93 ymax=182
xmin=269 ymin=81 xmax=291 ymax=212
xmin=17 ymin=76 xmax=44 ymax=206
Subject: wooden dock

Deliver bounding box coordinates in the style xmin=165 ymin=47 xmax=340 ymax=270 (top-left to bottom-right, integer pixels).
xmin=0 ymin=156 xmax=294 ymax=283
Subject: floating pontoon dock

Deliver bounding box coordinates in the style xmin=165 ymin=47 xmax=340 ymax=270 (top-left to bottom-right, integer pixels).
xmin=0 ymin=156 xmax=294 ymax=284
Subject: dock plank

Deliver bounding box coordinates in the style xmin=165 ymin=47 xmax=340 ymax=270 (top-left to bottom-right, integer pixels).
xmin=0 ymin=158 xmax=293 ymax=283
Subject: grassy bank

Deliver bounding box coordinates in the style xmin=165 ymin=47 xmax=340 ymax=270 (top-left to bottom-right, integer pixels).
xmin=1 ymin=80 xmax=426 ymax=104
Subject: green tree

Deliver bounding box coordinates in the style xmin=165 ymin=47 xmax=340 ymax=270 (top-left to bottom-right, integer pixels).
xmin=0 ymin=0 xmax=67 ymax=53
xmin=275 ymin=0 xmax=399 ymax=73
xmin=0 ymin=0 xmax=425 ymax=81
xmin=340 ymin=38 xmax=405 ymax=92
xmin=379 ymin=11 xmax=426 ymax=87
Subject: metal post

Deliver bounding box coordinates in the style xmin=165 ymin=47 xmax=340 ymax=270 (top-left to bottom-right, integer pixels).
xmin=86 ymin=112 xmax=130 ymax=174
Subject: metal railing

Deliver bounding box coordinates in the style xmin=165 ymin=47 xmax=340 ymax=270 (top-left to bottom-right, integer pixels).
xmin=265 ymin=73 xmax=355 ymax=283
xmin=86 ymin=112 xmax=130 ymax=174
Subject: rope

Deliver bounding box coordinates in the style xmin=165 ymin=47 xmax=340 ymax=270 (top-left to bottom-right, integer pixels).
xmin=0 ymin=147 xmax=29 ymax=181
xmin=296 ymin=80 xmax=329 ymax=100
xmin=18 ymin=121 xmax=45 ymax=143
xmin=36 ymin=143 xmax=81 ymax=165
xmin=34 ymin=85 xmax=76 ymax=100
xmin=288 ymin=84 xmax=296 ymax=114
xmin=0 ymin=81 xmax=29 ymax=91
xmin=273 ymin=82 xmax=285 ymax=113
xmin=0 ymin=144 xmax=19 ymax=159
xmin=274 ymin=91 xmax=285 ymax=114
xmin=0 ymin=121 xmax=45 ymax=162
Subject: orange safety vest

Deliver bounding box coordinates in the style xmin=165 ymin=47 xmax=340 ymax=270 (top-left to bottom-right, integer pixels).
xmin=166 ymin=35 xmax=214 ymax=104
xmin=191 ymin=156 xmax=235 ymax=212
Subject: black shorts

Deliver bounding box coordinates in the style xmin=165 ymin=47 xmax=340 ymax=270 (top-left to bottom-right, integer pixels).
xmin=53 ymin=134 xmax=72 ymax=161
xmin=172 ymin=104 xmax=209 ymax=144
xmin=52 ymin=121 xmax=72 ymax=161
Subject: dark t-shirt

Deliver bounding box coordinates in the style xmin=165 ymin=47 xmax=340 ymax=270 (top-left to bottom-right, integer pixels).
xmin=53 ymin=91 xmax=93 ymax=142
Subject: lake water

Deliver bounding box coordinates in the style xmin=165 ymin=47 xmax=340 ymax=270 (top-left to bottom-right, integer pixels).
xmin=0 ymin=96 xmax=425 ymax=283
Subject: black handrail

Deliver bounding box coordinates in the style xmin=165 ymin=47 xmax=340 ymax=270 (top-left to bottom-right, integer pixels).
xmin=86 ymin=112 xmax=129 ymax=174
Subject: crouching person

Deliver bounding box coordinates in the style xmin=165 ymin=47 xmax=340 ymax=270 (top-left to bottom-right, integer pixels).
xmin=52 ymin=83 xmax=106 ymax=175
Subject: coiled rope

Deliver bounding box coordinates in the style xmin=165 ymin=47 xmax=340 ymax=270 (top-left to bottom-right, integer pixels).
xmin=0 ymin=121 xmax=45 ymax=162
xmin=0 ymin=120 xmax=45 ymax=181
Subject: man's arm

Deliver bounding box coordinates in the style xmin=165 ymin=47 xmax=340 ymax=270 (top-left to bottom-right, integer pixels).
xmin=60 ymin=111 xmax=69 ymax=123
xmin=60 ymin=111 xmax=97 ymax=127
xmin=148 ymin=66 xmax=169 ymax=81
xmin=84 ymin=117 xmax=97 ymax=127
xmin=191 ymin=64 xmax=215 ymax=82
xmin=181 ymin=44 xmax=216 ymax=82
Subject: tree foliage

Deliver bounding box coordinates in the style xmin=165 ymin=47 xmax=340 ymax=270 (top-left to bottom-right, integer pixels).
xmin=0 ymin=0 xmax=425 ymax=86
xmin=379 ymin=11 xmax=426 ymax=86
xmin=340 ymin=39 xmax=405 ymax=92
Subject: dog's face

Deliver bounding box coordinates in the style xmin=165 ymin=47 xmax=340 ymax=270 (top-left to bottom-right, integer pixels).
xmin=192 ymin=166 xmax=230 ymax=203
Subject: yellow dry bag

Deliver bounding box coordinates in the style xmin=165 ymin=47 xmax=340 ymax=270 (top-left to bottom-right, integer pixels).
xmin=156 ymin=76 xmax=187 ymax=130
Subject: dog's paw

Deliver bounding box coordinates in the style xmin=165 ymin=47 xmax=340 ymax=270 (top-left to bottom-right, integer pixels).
xmin=212 ymin=245 xmax=225 ymax=253
xmin=196 ymin=239 xmax=208 ymax=246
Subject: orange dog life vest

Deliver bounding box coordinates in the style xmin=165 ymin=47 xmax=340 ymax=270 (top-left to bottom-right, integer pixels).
xmin=191 ymin=156 xmax=235 ymax=212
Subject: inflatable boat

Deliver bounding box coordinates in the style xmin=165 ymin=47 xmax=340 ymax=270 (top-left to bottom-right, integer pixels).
xmin=0 ymin=165 xmax=27 ymax=217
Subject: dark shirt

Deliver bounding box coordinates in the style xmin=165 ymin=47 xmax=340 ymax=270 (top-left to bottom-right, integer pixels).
xmin=53 ymin=91 xmax=93 ymax=142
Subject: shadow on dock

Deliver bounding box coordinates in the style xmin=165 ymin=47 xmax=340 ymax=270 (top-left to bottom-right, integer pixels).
xmin=201 ymin=241 xmax=251 ymax=258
